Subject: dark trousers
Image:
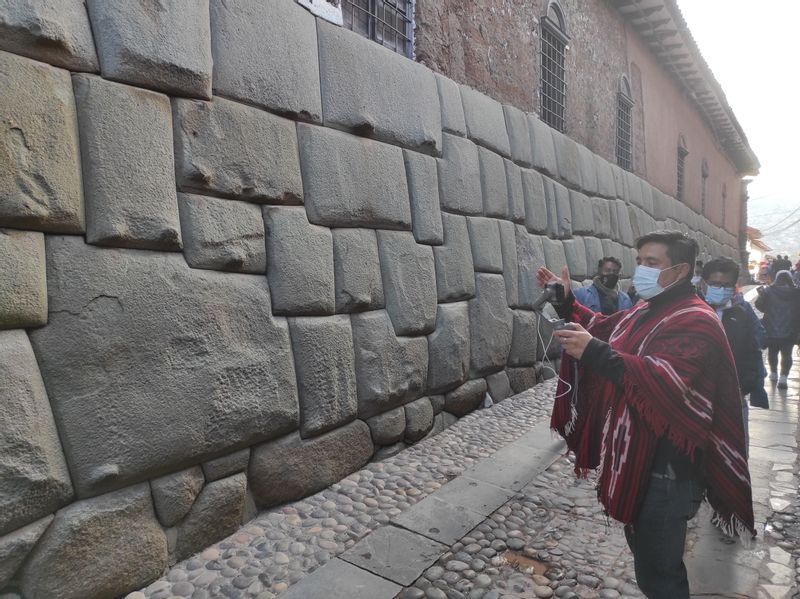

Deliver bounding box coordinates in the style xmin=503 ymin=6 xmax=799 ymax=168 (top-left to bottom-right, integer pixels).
xmin=624 ymin=476 xmax=705 ymax=599
xmin=767 ymin=339 xmax=794 ymax=376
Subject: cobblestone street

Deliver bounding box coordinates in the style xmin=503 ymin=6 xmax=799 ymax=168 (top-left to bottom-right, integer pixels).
xmin=132 ymin=353 xmax=799 ymax=599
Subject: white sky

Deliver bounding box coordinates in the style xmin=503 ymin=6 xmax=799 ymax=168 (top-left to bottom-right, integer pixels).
xmin=676 ymin=1 xmax=800 ymax=224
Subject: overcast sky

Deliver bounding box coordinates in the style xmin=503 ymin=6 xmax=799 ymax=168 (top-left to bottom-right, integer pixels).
xmin=676 ymin=0 xmax=800 ymax=226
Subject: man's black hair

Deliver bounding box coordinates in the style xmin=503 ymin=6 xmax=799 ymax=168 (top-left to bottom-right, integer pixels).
xmin=635 ymin=230 xmax=699 ymax=271
xmin=702 ymin=256 xmax=740 ymax=282
xmin=695 ymin=260 xmax=704 ymax=267
xmin=598 ymin=256 xmax=622 ymax=271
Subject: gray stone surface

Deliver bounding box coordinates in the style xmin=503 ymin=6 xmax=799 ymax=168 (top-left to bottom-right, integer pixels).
xmin=521 ymin=168 xmax=549 ymax=234
xmin=299 ymin=123 xmax=412 ymax=229
xmin=478 ymin=147 xmax=510 ymax=218
xmin=498 ymin=220 xmax=520 ymax=307
xmin=622 ymin=247 xmax=638 ymax=280
xmin=562 ymin=237 xmax=589 ymax=279
xmin=445 ymin=379 xmax=488 ymax=417
xmin=551 ymin=130 xmax=582 ymax=189
xmin=373 ymin=441 xmax=408 ymax=461
xmin=437 ymin=133 xmax=483 ymax=215
xmin=435 ymin=73 xmax=467 ymax=136
xmin=173 ymin=473 xmax=247 ymax=562
xmin=614 ymin=199 xmax=635 ymax=246
xmin=638 ymin=179 xmax=655 ymax=216
xmin=351 ymin=310 xmax=428 ymax=419
xmin=427 ymin=302 xmax=470 ymax=393
xmin=264 ymin=206 xmax=335 ymax=316
xmin=0 ymin=52 xmax=84 ymax=233
xmin=503 ymin=105 xmax=534 ymax=167
xmin=595 ymin=155 xmax=617 ymax=198
xmin=0 ymin=229 xmax=47 ymax=329
xmin=0 ymin=515 xmax=52 ymax=589
xmin=467 ymin=217 xmax=503 ymax=274
xmin=464 ymin=442 xmax=560 ymax=491
xmin=528 ymin=114 xmax=559 ymax=177
xmin=201 ymin=448 xmax=250 ymax=483
xmin=332 ymin=228 xmax=385 ymax=313
xmin=433 ymin=475 xmax=514 ymax=515
xmin=429 ymin=394 xmax=445 ymax=415
xmin=73 ymin=74 xmax=181 ymax=250
xmin=341 ymin=525 xmax=446 ymax=586
xmin=577 ymin=144 xmax=599 ymax=195
xmin=289 ymin=315 xmax=358 ymax=438
xmin=515 ymin=226 xmax=547 ymax=309
xmin=177 ymin=193 xmax=266 ymax=274
xmin=433 ymin=213 xmax=476 ymax=302
xmin=210 ymin=0 xmax=321 ymax=120
xmin=546 ymin=179 xmax=573 ymax=238
xmin=611 ymin=163 xmax=628 ymax=201
xmin=486 ymin=371 xmax=512 ymax=402
xmin=30 ymin=236 xmax=298 ymax=497
xmin=280 ymin=558 xmax=402 ymax=599
xmin=583 ymin=236 xmax=606 ymax=278
xmin=404 ymin=397 xmax=435 ymax=443
xmin=0 ymin=330 xmax=73 ymax=536
xmin=0 ymin=0 xmax=98 ymax=71
xmin=248 ymin=421 xmax=373 ymax=508
xmin=377 ymin=230 xmax=437 ymax=335
xmin=172 ymin=96 xmax=303 ymax=204
xmin=504 ymin=159 xmax=527 ymax=224
xmin=507 ymin=365 xmax=539 ymax=393
xmin=19 ymin=484 xmax=167 ymax=599
xmin=542 ymin=237 xmax=568 ymax=275
xmin=151 ymin=466 xmax=204 ymax=528
xmin=318 ymin=20 xmax=441 ymax=154
xmin=460 ymin=85 xmax=511 ymax=157
xmin=592 ymin=197 xmax=613 ymax=238
xmin=569 ymin=190 xmax=594 ymax=235
xmin=469 ymin=274 xmax=513 ymax=376
xmin=508 ymin=309 xmax=539 ymax=367
xmin=392 ymin=494 xmax=486 ymax=546
xmin=403 ymin=150 xmax=444 ymax=245
xmin=86 ymin=0 xmax=212 ymax=98
xmin=367 ymin=407 xmax=406 ymax=446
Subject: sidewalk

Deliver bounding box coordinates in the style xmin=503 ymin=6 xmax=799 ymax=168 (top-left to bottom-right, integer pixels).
xmin=133 ymin=358 xmax=799 ymax=599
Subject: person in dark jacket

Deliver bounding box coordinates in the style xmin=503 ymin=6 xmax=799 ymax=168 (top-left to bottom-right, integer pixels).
xmin=755 ymin=270 xmax=800 ymax=389
xmin=574 ymin=257 xmax=634 ymax=315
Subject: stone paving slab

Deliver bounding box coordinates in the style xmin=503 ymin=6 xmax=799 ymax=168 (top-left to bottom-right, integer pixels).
xmin=465 ymin=442 xmax=562 ymax=491
xmin=392 ymin=495 xmax=487 ymax=546
xmin=278 ymin=558 xmax=401 ymax=599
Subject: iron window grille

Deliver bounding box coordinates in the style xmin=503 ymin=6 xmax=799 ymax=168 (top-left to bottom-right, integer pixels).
xmin=676 ymin=145 xmax=688 ymax=202
xmin=540 ymin=12 xmax=568 ymax=132
xmin=342 ymin=0 xmax=414 ymax=58
xmin=615 ymin=92 xmax=633 ymax=171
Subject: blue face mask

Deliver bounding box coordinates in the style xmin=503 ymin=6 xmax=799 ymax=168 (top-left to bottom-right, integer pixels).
xmin=704 ymin=285 xmax=734 ymax=306
xmin=632 ymin=264 xmax=683 ymax=300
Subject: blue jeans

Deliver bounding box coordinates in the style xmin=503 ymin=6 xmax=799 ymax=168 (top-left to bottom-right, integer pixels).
xmin=624 ymin=476 xmax=705 ymax=599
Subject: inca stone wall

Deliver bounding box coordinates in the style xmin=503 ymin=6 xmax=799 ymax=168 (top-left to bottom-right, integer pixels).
xmin=0 ymin=1 xmax=740 ymax=597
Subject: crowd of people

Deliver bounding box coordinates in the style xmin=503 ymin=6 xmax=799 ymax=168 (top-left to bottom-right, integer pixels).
xmin=757 ymin=253 xmax=800 ymax=286
xmin=536 ymin=230 xmax=800 ymax=599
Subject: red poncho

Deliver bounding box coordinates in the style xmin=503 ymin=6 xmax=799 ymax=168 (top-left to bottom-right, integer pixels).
xmin=551 ymin=292 xmax=755 ymax=537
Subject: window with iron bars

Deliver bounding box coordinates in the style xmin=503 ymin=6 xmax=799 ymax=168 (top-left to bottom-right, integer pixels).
xmin=615 ymin=93 xmax=633 ymax=171
xmin=676 ymin=145 xmax=688 ymax=202
xmin=540 ymin=16 xmax=567 ymax=132
xmin=341 ymin=0 xmax=414 ymax=58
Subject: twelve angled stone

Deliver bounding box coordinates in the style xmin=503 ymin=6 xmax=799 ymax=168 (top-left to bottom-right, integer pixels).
xmin=437 ymin=133 xmax=483 ymax=216
xmin=435 ymin=73 xmax=467 ymax=136
xmin=427 ymin=302 xmax=470 ymax=393
xmin=150 ymin=466 xmax=205 ymax=529
xmin=467 ymin=217 xmax=503 ymax=274
xmin=332 ymin=228 xmax=385 ymax=313
xmin=29 ymin=236 xmax=299 ymax=498
xmin=445 ymin=379 xmax=487 ymax=417
xmin=0 ymin=229 xmax=47 ymax=329
xmin=460 ymin=85 xmax=511 ymax=157
xmin=73 ymin=74 xmax=181 ymax=250
xmin=403 ymin=150 xmax=444 ymax=245
xmin=433 ymin=213 xmax=476 ymax=302
xmin=86 ymin=0 xmax=212 ymax=99
xmin=0 ymin=52 xmax=84 ymax=233
xmin=469 ymin=274 xmax=513 ymax=376
xmin=478 ymin=147 xmax=509 ymax=218
xmin=172 ymin=97 xmax=303 ymax=204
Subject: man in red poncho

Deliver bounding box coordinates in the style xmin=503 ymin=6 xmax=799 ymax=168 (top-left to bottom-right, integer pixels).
xmin=537 ymin=230 xmax=754 ymax=599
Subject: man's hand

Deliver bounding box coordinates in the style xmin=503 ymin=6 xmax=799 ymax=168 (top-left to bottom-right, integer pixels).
xmin=554 ymin=323 xmax=592 ymax=360
xmin=536 ymin=266 xmax=572 ymax=298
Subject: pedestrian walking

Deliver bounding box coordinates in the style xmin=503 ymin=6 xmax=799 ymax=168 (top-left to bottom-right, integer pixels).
xmin=537 ymin=230 xmax=754 ymax=599
xmin=755 ymin=270 xmax=800 ymax=389
xmin=574 ymin=257 xmax=634 ymax=315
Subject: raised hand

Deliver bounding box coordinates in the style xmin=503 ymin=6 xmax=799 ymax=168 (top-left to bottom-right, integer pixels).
xmin=536 ymin=266 xmax=572 ymax=298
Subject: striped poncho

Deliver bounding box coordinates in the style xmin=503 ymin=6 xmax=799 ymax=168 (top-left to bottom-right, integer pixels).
xmin=551 ymin=288 xmax=755 ymax=537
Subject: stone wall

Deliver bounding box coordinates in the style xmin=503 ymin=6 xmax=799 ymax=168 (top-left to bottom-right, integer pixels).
xmin=0 ymin=1 xmax=739 ymax=597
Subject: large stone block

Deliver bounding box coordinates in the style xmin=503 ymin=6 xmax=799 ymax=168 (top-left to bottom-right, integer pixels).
xmin=318 ymin=20 xmax=441 ymax=154
xmin=583 ymin=236 xmax=606 ymax=275
xmin=444 ymin=379 xmax=487 ymax=417
xmin=210 ymin=0 xmax=321 ymax=120
xmin=435 ymin=74 xmax=467 ymax=136
xmin=577 ymin=145 xmax=599 ymax=195
xmin=377 ymin=230 xmax=437 ymax=335
xmin=351 ymin=311 xmax=428 ymax=419
xmin=433 ymin=213 xmax=476 ymax=302
xmin=0 ymin=52 xmax=84 ymax=233
xmin=0 ymin=330 xmax=72 ymax=535
xmin=504 ymin=160 xmax=527 ymax=224
xmin=403 ymin=150 xmax=443 ymax=245
xmin=478 ymin=147 xmax=510 ymax=218
xmin=469 ymin=274 xmax=513 ymax=376
xmin=86 ymin=0 xmax=212 ymax=99
xmin=0 ymin=230 xmax=47 ymax=329
xmin=178 ymin=193 xmax=266 ymax=274
xmin=249 ymin=420 xmax=373 ymax=508
xmin=562 ymin=237 xmax=588 ymax=280
xmin=486 ymin=370 xmax=512 ymax=402
xmin=542 ymin=237 xmax=568 ymax=275
xmin=404 ymin=397 xmax=435 ymax=443
xmin=427 ymin=302 xmax=470 ymax=393
xmin=551 ymin=130 xmax=582 ymax=189
xmin=0 ymin=0 xmax=98 ymax=71
xmin=73 ymin=74 xmax=180 ymax=250
xmin=437 ymin=133 xmax=483 ymax=216
xmin=498 ymin=220 xmax=519 ymax=307
xmin=467 ymin=217 xmax=503 ymax=274
xmin=544 ymin=178 xmax=572 ymax=238
xmin=19 ymin=484 xmax=167 ymax=599
xmin=173 ymin=96 xmax=303 ymax=204
xmin=521 ymin=168 xmax=548 ymax=234
xmin=626 ymin=170 xmax=643 ymax=208
xmin=289 ymin=315 xmax=357 ymax=438
xmin=264 ymin=206 xmax=335 ymax=316
xmin=611 ymin=164 xmax=629 ymax=202
xmin=568 ymin=190 xmax=593 ymax=235
xmin=528 ymin=114 xmax=558 ymax=177
xmin=151 ymin=466 xmax=204 ymax=529
xmin=299 ymin=123 xmax=411 ymax=229
xmin=594 ymin=155 xmax=617 ymax=199
xmin=592 ymin=197 xmax=613 ymax=239
xmin=201 ymin=448 xmax=249 ymax=483
xmin=0 ymin=515 xmax=52 ymax=589
xmin=614 ymin=199 xmax=635 ymax=246
xmin=503 ymin=105 xmax=533 ymax=167
xmin=639 ymin=179 xmax=655 ymax=216
xmin=622 ymin=247 xmax=638 ymax=279
xmin=173 ymin=472 xmax=247 ymax=562
xmin=366 ymin=407 xmax=405 ymax=446
xmin=515 ymin=226 xmax=547 ymax=309
xmin=332 ymin=228 xmax=384 ymax=313
xmin=30 ymin=237 xmax=298 ymax=497
xmin=507 ymin=366 xmax=538 ymax=394
xmin=460 ymin=85 xmax=511 ymax=157
xmin=508 ymin=309 xmax=539 ymax=367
